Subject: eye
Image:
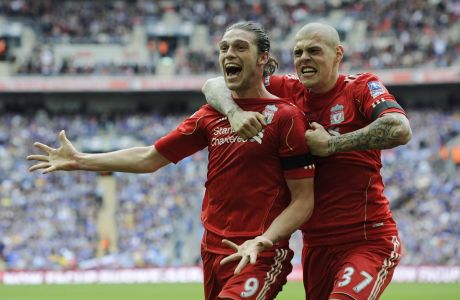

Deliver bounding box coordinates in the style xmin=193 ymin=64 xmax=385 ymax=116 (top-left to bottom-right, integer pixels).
xmin=293 ymin=50 xmax=302 ymax=57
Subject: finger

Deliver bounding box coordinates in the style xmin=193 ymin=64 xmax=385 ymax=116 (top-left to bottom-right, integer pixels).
xmin=34 ymin=142 xmax=55 ymax=154
xmin=235 ymin=128 xmax=254 ymax=140
xmin=249 ymin=251 xmax=258 ymax=264
xmin=26 ymin=155 xmax=49 ymax=162
xmin=234 ymin=256 xmax=249 ymax=275
xmin=222 ymin=239 xmax=239 ymax=251
xmin=29 ymin=162 xmax=51 ymax=172
xmin=255 ymin=113 xmax=267 ymax=126
xmin=249 ymin=118 xmax=263 ymax=132
xmin=43 ymin=165 xmax=57 ymax=174
xmin=240 ymin=123 xmax=260 ymax=138
xmin=59 ymin=130 xmax=68 ymax=144
xmin=220 ymin=253 xmax=241 ymax=266
xmin=311 ymin=122 xmax=322 ymax=129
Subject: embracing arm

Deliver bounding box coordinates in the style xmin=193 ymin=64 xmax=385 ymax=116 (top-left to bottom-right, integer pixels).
xmin=221 ymin=177 xmax=314 ymax=274
xmin=27 ymin=130 xmax=171 ymax=174
xmin=261 ymin=177 xmax=314 ymax=243
xmin=202 ymin=76 xmax=266 ymax=139
xmin=306 ymin=112 xmax=412 ymax=156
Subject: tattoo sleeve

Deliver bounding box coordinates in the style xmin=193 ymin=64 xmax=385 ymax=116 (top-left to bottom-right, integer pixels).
xmin=328 ymin=113 xmax=411 ymax=154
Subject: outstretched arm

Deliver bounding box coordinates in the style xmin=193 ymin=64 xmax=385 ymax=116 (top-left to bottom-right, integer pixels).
xmin=27 ymin=130 xmax=171 ymax=174
xmin=220 ymin=177 xmax=314 ymax=274
xmin=306 ymin=112 xmax=412 ymax=156
xmin=202 ymin=76 xmax=266 ymax=139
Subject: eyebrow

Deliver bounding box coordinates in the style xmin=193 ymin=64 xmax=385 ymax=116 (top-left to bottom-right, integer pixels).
xmin=294 ymin=45 xmax=321 ymax=51
xmin=219 ymin=39 xmax=251 ymax=46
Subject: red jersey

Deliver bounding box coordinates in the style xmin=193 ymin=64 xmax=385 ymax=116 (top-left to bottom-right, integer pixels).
xmin=155 ymin=98 xmax=315 ymax=254
xmin=266 ymin=73 xmax=406 ymax=246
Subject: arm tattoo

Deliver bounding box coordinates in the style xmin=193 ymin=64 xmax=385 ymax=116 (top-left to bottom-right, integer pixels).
xmin=328 ymin=113 xmax=410 ymax=153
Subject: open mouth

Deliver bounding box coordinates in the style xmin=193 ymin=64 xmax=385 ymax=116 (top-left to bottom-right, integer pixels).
xmin=225 ymin=64 xmax=242 ymax=78
xmin=300 ymin=66 xmax=317 ymax=76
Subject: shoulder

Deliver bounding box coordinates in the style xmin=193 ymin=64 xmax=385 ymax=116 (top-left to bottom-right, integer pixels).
xmin=272 ymin=99 xmax=305 ymax=117
xmin=344 ymin=72 xmax=383 ymax=87
xmin=344 ymin=73 xmax=389 ymax=98
xmin=193 ymin=104 xmax=223 ymax=117
xmin=181 ymin=105 xmax=221 ymax=126
xmin=267 ymin=74 xmax=303 ymax=87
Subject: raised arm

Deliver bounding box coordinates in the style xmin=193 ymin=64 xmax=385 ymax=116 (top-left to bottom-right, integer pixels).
xmin=202 ymin=76 xmax=266 ymax=139
xmin=27 ymin=130 xmax=171 ymax=174
xmin=221 ymin=177 xmax=314 ymax=274
xmin=306 ymin=112 xmax=412 ymax=156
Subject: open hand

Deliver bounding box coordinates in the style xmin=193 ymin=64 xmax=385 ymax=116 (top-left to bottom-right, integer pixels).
xmin=27 ymin=130 xmax=79 ymax=173
xmin=220 ymin=236 xmax=273 ymax=274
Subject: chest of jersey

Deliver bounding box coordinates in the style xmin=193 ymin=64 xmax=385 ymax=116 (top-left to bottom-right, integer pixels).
xmin=207 ymin=115 xmax=280 ymax=166
xmin=306 ymin=93 xmax=366 ymax=136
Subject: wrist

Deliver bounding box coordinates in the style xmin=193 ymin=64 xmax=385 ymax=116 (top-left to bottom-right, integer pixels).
xmin=327 ymin=137 xmax=337 ymax=155
xmin=74 ymin=152 xmax=88 ymax=170
xmin=227 ymin=106 xmax=241 ymax=119
xmin=258 ymin=235 xmax=275 ymax=246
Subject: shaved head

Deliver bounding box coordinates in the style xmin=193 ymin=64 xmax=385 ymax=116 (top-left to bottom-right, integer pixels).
xmin=295 ymin=23 xmax=340 ymax=50
xmin=292 ymin=22 xmax=344 ymax=93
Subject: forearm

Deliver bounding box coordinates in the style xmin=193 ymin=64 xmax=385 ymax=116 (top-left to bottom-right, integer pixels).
xmin=76 ymin=146 xmax=166 ymax=173
xmin=262 ymin=196 xmax=313 ymax=244
xmin=328 ymin=113 xmax=412 ymax=154
xmin=202 ymin=76 xmax=239 ymax=116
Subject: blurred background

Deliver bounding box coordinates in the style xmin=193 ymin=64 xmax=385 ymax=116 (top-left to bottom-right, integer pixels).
xmin=0 ymin=0 xmax=459 ymax=289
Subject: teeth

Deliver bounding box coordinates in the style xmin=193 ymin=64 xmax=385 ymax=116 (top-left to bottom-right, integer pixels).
xmin=301 ymin=67 xmax=315 ymax=73
xmin=226 ymin=63 xmax=241 ymax=68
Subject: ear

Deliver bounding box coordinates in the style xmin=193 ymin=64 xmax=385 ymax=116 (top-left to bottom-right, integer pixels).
xmin=336 ymin=45 xmax=344 ymax=64
xmin=258 ymin=52 xmax=269 ymax=66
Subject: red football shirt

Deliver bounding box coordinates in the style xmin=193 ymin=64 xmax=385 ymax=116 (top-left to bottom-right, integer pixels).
xmin=155 ymin=98 xmax=315 ymax=254
xmin=266 ymin=73 xmax=406 ymax=246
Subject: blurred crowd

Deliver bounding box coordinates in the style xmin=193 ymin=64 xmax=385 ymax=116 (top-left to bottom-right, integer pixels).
xmin=0 ymin=0 xmax=459 ymax=75
xmin=0 ymin=109 xmax=459 ymax=271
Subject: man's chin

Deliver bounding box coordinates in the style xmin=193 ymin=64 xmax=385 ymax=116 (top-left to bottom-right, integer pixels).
xmin=299 ymin=77 xmax=317 ymax=89
xmin=226 ymin=82 xmax=240 ymax=91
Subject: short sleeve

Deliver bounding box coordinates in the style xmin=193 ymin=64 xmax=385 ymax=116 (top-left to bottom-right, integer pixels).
xmin=155 ymin=109 xmax=208 ymax=163
xmin=276 ymin=103 xmax=315 ymax=179
xmin=352 ymin=73 xmax=406 ymax=121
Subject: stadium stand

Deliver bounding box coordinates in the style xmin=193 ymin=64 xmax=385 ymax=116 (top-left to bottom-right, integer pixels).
xmin=0 ymin=109 xmax=459 ymax=270
xmin=0 ymin=0 xmax=458 ymax=76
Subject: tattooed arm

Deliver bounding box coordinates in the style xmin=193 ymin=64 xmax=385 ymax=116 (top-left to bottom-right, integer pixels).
xmin=305 ymin=113 xmax=412 ymax=156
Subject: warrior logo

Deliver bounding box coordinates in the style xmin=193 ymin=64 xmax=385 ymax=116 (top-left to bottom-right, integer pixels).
xmin=330 ymin=104 xmax=344 ymax=125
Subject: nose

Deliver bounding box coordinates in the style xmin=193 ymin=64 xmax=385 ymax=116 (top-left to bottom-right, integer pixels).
xmin=225 ymin=46 xmax=237 ymax=59
xmin=299 ymin=51 xmax=311 ymax=61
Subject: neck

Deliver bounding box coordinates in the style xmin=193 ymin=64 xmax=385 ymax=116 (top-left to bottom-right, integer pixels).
xmin=310 ymin=72 xmax=340 ymax=94
xmin=231 ymin=81 xmax=276 ymax=99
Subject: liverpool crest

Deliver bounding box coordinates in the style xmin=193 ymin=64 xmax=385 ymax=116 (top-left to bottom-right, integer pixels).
xmin=330 ymin=104 xmax=344 ymax=125
xmin=262 ymin=104 xmax=278 ymax=125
